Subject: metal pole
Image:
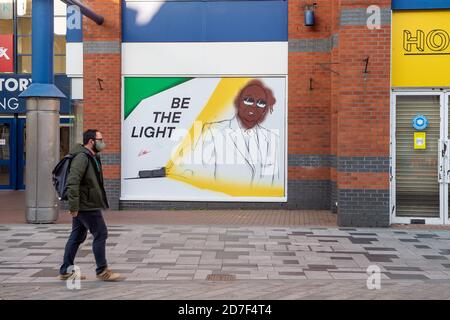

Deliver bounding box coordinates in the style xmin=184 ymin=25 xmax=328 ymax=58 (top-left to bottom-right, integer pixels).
xmin=60 ymin=0 xmax=104 ymax=25
xmin=25 ymin=97 xmax=60 ymax=223
xmin=20 ymin=0 xmax=66 ymax=223
xmin=32 ymin=0 xmax=53 ymax=84
xmin=19 ymin=0 xmax=104 ymax=223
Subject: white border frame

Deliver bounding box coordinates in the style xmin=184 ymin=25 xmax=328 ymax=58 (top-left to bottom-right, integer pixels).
xmin=120 ymin=75 xmax=289 ymax=202
xmin=445 ymin=91 xmax=450 ymax=225
xmin=390 ymin=89 xmax=447 ymax=225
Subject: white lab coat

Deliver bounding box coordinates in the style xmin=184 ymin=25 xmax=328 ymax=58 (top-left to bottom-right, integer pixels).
xmin=178 ymin=116 xmax=280 ymax=187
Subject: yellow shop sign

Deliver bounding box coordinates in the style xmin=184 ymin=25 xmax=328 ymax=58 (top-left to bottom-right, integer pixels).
xmin=392 ymin=10 xmax=450 ymax=87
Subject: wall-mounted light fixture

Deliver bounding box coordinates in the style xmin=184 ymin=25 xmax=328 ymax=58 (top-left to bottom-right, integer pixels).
xmin=304 ymin=3 xmax=317 ymax=27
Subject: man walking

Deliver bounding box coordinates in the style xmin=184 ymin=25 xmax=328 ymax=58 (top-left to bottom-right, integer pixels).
xmin=59 ymin=129 xmax=121 ymax=281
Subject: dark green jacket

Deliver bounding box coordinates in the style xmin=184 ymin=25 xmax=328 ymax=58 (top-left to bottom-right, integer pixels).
xmin=66 ymin=144 xmax=109 ymax=212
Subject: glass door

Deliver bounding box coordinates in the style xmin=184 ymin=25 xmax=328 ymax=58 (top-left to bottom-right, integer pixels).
xmin=0 ymin=118 xmax=16 ymax=189
xmin=392 ymin=93 xmax=445 ymax=224
xmin=16 ymin=118 xmax=26 ymax=190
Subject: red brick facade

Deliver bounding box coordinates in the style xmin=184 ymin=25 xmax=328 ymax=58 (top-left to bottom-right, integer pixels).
xmin=83 ymin=0 xmax=122 ymax=175
xmin=82 ymin=0 xmax=392 ymax=226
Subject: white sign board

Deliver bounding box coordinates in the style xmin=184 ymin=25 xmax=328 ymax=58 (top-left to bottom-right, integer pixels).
xmin=121 ymin=77 xmax=286 ymax=201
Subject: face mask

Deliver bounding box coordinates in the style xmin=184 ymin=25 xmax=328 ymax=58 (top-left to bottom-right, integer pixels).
xmin=94 ymin=140 xmax=106 ymax=153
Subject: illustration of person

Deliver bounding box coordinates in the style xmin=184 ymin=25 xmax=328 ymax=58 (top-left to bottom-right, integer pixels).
xmin=184 ymin=79 xmax=280 ymax=187
xmin=131 ymin=80 xmax=281 ymax=191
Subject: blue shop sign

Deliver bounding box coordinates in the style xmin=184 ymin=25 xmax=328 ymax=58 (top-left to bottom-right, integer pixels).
xmin=0 ymin=75 xmax=71 ymax=114
xmin=392 ymin=0 xmax=450 ymax=10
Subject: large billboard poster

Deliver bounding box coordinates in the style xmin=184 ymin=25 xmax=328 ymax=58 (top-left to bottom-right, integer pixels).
xmin=121 ymin=77 xmax=286 ymax=201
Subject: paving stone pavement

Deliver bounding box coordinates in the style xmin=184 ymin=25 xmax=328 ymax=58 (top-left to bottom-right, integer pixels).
xmin=1 ymin=224 xmax=450 ymax=299
xmin=2 ymin=279 xmax=450 ymax=300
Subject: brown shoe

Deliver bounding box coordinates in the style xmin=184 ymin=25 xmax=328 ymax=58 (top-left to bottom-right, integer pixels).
xmin=58 ymin=273 xmax=87 ymax=281
xmin=96 ymin=269 xmax=122 ymax=281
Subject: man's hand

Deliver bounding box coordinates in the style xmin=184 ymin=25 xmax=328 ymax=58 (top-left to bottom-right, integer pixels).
xmin=69 ymin=211 xmax=78 ymax=218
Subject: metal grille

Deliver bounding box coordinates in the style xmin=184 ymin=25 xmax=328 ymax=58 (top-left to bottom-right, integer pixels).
xmin=395 ymin=95 xmax=440 ymax=217
xmin=206 ymin=274 xmax=236 ymax=281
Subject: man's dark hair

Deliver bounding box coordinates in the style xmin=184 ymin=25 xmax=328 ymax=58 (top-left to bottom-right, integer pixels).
xmin=234 ymin=80 xmax=276 ymax=114
xmin=83 ymin=129 xmax=99 ymax=145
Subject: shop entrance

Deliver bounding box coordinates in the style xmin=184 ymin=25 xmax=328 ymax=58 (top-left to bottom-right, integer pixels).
xmin=0 ymin=116 xmax=73 ymax=190
xmin=391 ymin=91 xmax=450 ymax=225
xmin=0 ymin=117 xmax=25 ymax=190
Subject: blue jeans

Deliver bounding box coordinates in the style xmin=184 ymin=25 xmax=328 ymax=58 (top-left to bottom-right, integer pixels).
xmin=60 ymin=210 xmax=108 ymax=275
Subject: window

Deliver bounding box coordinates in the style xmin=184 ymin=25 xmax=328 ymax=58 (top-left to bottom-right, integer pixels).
xmin=0 ymin=0 xmax=14 ymax=35
xmin=54 ymin=0 xmax=66 ymax=74
xmin=60 ymin=118 xmax=75 ymax=159
xmin=14 ymin=0 xmax=67 ymax=74
xmin=16 ymin=0 xmax=31 ymax=73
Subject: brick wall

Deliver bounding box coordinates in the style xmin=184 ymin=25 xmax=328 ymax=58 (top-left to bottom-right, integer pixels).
xmin=288 ymin=0 xmax=391 ymax=226
xmin=82 ymin=0 xmax=393 ymax=226
xmin=335 ymin=0 xmax=391 ymax=226
xmin=83 ymin=0 xmax=122 ymax=211
xmin=288 ymin=0 xmax=334 ymax=213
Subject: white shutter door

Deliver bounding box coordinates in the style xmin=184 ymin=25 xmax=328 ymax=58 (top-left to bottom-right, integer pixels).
xmin=395 ymin=95 xmax=440 ymax=217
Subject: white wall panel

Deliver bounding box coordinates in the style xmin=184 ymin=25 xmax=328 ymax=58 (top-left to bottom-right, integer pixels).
xmin=71 ymin=77 xmax=83 ymax=100
xmin=122 ymin=42 xmax=288 ymax=76
xmin=66 ymin=43 xmax=83 ymax=77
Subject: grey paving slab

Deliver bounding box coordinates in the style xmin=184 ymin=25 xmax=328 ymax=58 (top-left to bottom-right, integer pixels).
xmin=0 ymin=279 xmax=448 ymax=299
xmin=1 ymin=224 xmax=450 ymax=299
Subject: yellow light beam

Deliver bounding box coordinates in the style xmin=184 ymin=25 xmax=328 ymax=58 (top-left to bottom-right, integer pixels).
xmin=165 ymin=77 xmax=284 ymax=197
xmin=166 ymin=78 xmax=250 ymax=172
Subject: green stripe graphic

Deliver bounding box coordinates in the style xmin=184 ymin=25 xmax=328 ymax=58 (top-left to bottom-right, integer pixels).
xmin=124 ymin=77 xmax=192 ymax=119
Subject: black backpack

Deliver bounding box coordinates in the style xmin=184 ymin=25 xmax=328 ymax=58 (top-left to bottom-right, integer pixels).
xmin=52 ymin=151 xmax=90 ymax=201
